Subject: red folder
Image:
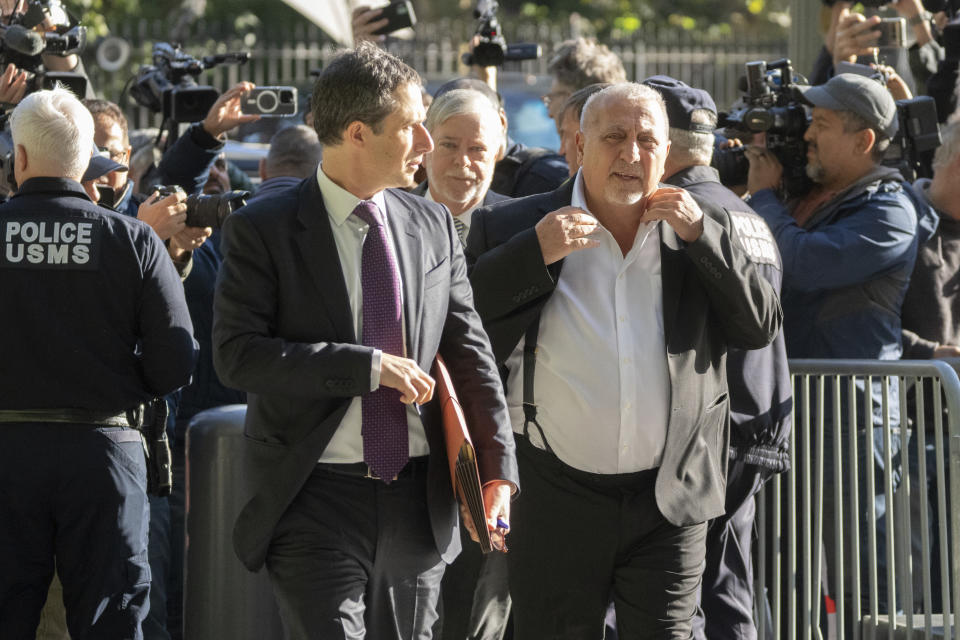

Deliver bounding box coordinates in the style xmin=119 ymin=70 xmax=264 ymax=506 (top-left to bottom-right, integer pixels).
xmin=433 ymin=355 xmax=493 ymax=553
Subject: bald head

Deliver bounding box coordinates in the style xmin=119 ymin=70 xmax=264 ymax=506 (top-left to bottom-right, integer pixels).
xmin=581 ymin=83 xmax=668 ymax=137
xmin=263 ymin=125 xmax=323 ymax=180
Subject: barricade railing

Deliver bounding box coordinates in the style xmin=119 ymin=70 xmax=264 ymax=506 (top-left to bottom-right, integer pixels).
xmin=756 ymin=359 xmax=960 ymax=640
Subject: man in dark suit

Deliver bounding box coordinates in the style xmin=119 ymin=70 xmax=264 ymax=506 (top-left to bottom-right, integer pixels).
xmin=414 ymin=87 xmax=507 ymax=249
xmin=213 ymin=43 xmax=519 ymax=639
xmin=465 ymin=83 xmax=781 ymax=638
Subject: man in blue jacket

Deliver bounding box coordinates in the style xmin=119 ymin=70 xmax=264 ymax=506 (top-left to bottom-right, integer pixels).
xmin=745 ymin=72 xmax=938 ymax=625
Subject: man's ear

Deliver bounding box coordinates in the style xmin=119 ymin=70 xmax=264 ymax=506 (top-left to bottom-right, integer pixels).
xmin=344 ymin=120 xmax=367 ymax=147
xmin=258 ymin=158 xmax=268 ymax=182
xmin=576 ymin=130 xmax=584 ymax=165
xmin=856 ymin=127 xmax=877 ymax=157
xmin=15 ymin=144 xmax=27 ymax=175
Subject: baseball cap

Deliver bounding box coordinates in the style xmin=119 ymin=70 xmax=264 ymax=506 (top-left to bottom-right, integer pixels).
xmin=799 ymin=73 xmax=899 ymax=139
xmin=642 ymin=75 xmax=717 ymax=134
xmin=82 ymin=151 xmax=127 ymax=183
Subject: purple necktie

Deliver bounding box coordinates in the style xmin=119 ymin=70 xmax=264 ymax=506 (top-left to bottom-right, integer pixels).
xmin=354 ymin=200 xmax=408 ymax=481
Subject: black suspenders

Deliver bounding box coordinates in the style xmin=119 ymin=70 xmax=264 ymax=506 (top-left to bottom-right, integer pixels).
xmin=520 ymin=314 xmax=555 ymax=454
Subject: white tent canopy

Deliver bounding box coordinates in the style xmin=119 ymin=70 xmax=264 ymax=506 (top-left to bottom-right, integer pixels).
xmin=280 ymin=0 xmax=355 ymax=46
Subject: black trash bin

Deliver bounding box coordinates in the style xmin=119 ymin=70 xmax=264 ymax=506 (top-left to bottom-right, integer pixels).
xmin=184 ymin=405 xmax=284 ymax=640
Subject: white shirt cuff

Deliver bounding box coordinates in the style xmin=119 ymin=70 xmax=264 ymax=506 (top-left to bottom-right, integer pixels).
xmin=371 ymin=348 xmax=382 ymax=391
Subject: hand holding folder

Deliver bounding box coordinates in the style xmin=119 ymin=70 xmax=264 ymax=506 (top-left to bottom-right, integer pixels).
xmin=432 ymin=356 xmax=509 ymax=553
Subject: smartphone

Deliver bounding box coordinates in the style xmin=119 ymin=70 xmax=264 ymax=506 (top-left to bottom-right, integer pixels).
xmin=240 ymin=86 xmax=298 ymax=117
xmin=874 ymin=17 xmax=906 ymax=48
xmin=370 ymin=1 xmax=417 ymax=36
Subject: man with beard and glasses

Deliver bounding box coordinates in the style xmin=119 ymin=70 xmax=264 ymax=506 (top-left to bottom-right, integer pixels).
xmin=745 ymin=72 xmax=938 ymax=629
xmin=466 ymin=82 xmax=780 ymax=639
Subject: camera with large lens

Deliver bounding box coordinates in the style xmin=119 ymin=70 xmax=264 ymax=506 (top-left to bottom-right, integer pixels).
xmin=715 ymin=59 xmax=812 ymax=199
xmin=0 ymin=0 xmax=87 ymax=98
xmin=461 ymin=0 xmax=541 ymax=67
xmin=130 ymin=43 xmax=249 ymax=124
xmin=154 ymin=185 xmax=250 ymax=229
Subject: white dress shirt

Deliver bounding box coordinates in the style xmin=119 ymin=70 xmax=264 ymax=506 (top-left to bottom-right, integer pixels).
xmin=316 ymin=164 xmax=430 ymax=463
xmin=504 ymin=170 xmax=672 ymax=474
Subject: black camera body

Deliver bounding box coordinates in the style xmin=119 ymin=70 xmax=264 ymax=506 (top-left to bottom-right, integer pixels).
xmin=715 ymin=59 xmax=812 ymax=198
xmin=886 ymin=96 xmax=941 ymax=181
xmin=461 ymin=0 xmax=541 ymax=67
xmin=130 ymin=43 xmax=249 ymax=124
xmin=154 ymin=185 xmax=250 ymax=229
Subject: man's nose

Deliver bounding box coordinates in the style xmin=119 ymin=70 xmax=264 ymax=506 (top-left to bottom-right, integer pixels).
xmin=621 ymin=141 xmax=641 ymax=163
xmin=416 ymin=124 xmax=434 ymax=154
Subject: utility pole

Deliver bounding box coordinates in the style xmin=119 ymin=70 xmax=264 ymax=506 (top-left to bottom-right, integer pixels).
xmin=790 ymin=0 xmax=823 ymax=79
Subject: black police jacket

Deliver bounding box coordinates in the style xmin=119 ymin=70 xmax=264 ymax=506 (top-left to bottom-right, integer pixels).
xmin=0 ymin=177 xmax=197 ymax=411
xmin=666 ymin=165 xmax=792 ymax=473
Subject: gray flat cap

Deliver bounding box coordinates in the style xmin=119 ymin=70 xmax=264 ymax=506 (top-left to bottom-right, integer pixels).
xmin=799 ymin=73 xmax=898 ymax=139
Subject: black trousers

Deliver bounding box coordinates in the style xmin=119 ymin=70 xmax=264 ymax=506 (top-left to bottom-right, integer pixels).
xmin=508 ymin=436 xmax=707 ymax=640
xmin=265 ymin=461 xmax=446 ymax=640
xmin=693 ymin=459 xmax=765 ymax=640
xmin=0 ymin=422 xmax=151 ymax=639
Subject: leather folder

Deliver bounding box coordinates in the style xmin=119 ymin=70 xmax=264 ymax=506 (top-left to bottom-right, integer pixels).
xmin=433 ymin=355 xmax=493 ymax=553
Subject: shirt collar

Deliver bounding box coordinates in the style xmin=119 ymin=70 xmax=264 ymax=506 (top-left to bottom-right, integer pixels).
xmin=570 ymin=168 xmax=660 ymax=245
xmin=316 ymin=163 xmax=387 ymax=226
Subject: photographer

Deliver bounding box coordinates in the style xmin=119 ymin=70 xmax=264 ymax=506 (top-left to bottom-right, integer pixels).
xmin=745 ymin=72 xmax=938 ymax=620
xmin=0 ymin=86 xmax=196 ymax=638
xmin=814 ymin=1 xmax=942 ymax=93
xmin=83 ymin=82 xmax=258 ymax=224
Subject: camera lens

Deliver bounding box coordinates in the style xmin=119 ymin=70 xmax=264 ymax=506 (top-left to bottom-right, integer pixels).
xmin=256 ymin=91 xmax=278 ymax=113
xmin=280 ymin=90 xmax=294 ymax=104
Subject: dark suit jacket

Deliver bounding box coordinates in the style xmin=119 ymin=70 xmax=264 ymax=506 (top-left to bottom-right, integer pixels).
xmin=213 ymin=177 xmax=518 ymax=571
xmin=411 ymin=181 xmax=508 ymax=209
xmin=464 ymin=179 xmax=781 ymax=526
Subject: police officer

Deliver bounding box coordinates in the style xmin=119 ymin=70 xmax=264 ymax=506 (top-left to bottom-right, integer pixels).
xmin=0 ymin=87 xmax=196 ymax=637
xmin=643 ymin=75 xmax=792 ymax=640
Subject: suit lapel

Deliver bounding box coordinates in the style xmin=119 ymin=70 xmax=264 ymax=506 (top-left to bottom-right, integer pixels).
xmin=659 ymin=224 xmax=685 ymax=348
xmin=384 ymin=189 xmax=423 ymax=360
xmin=294 ymin=178 xmax=356 ymax=343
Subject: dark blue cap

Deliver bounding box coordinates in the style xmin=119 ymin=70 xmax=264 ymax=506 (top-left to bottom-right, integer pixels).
xmin=641 ymin=75 xmax=717 ymax=134
xmin=82 ymin=152 xmax=127 ymax=183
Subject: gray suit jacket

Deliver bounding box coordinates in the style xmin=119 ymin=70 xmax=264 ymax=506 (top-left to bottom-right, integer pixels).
xmin=464 ymin=179 xmax=781 ymax=526
xmin=213 ymin=177 xmax=518 ymax=571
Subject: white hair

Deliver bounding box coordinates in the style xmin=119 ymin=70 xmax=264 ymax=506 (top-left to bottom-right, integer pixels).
xmin=424 ymin=88 xmax=503 ymax=135
xmin=10 ymin=86 xmax=94 ymax=179
xmin=667 ymin=109 xmax=717 ymax=167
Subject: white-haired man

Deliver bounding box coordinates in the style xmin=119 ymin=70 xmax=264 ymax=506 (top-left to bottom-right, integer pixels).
xmin=415 ymin=88 xmax=508 ymax=246
xmin=0 ymin=87 xmax=196 ymax=637
xmin=466 ymin=82 xmax=781 ymax=638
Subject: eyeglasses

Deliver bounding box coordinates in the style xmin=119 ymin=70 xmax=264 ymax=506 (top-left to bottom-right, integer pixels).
xmin=98 ymin=146 xmax=127 ymax=163
xmin=541 ymin=91 xmax=571 ymax=109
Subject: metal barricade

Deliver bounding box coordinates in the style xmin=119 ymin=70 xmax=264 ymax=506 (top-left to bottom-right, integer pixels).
xmin=756 ymin=359 xmax=960 ymax=640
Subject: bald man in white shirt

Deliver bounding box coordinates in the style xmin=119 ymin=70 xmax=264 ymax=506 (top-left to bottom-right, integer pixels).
xmin=465 ymin=82 xmax=781 ymax=639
